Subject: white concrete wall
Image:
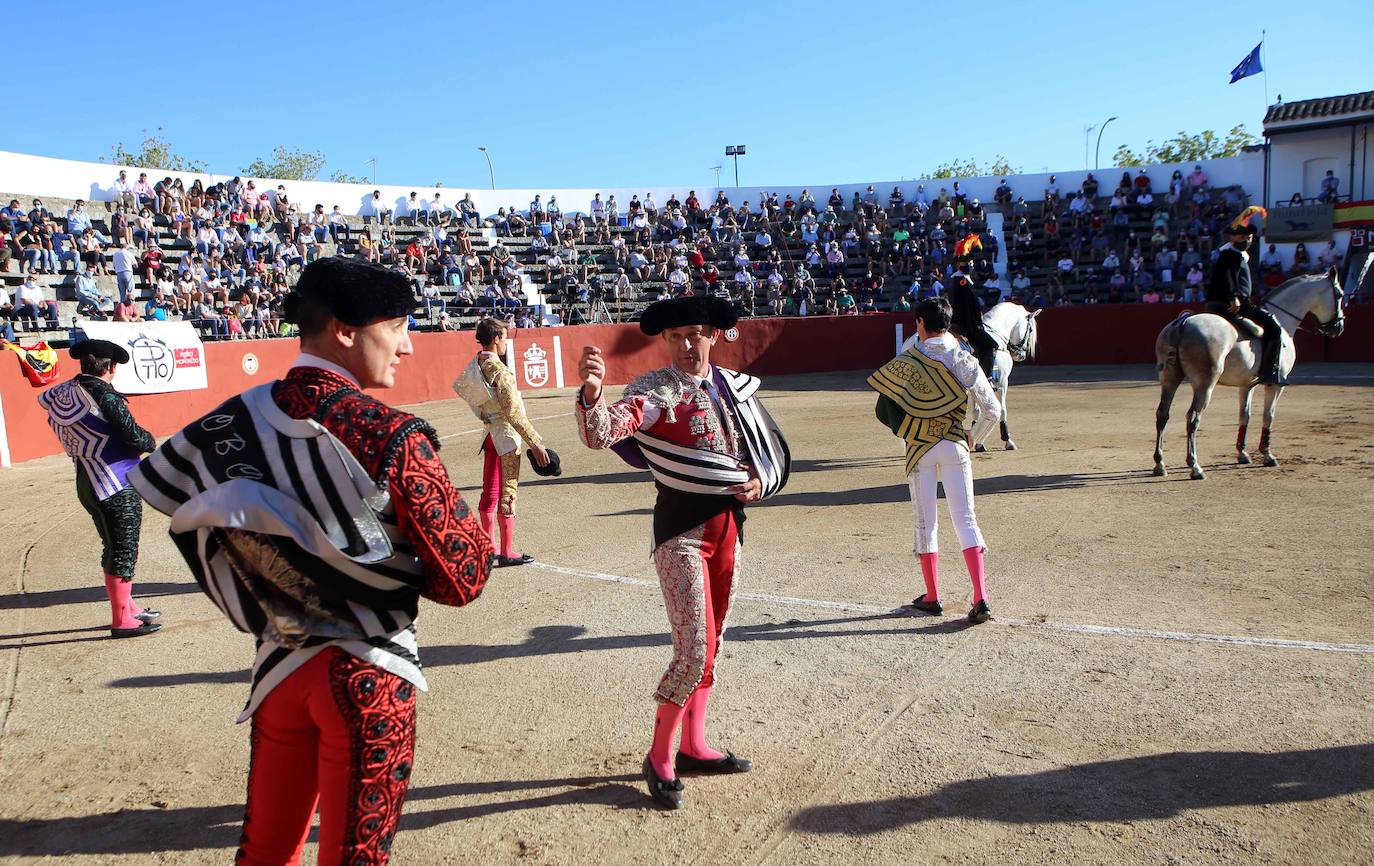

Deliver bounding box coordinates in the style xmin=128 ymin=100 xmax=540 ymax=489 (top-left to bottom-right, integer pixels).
xmin=1267 ymin=127 xmax=1360 ymax=204
xmin=0 ymin=149 xmax=1262 ymax=222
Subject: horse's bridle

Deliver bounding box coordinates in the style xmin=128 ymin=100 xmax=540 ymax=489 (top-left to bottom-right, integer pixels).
xmin=1264 ymin=278 xmax=1345 ymax=338
xmin=1006 ymin=314 xmax=1035 ymax=361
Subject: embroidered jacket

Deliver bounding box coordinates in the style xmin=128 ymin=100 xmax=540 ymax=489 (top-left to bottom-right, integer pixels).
xmin=452 ymin=352 xmax=541 ymax=456
xmin=131 ymin=365 xmax=493 ymax=720
xmin=40 ymin=374 xmax=154 ymax=499
xmin=576 ymin=364 xmax=790 ymax=547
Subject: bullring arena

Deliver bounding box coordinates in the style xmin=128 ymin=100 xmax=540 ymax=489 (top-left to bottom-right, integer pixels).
xmin=3 ymin=88 xmax=1374 ymax=862
xmin=2 ymin=350 xmax=1372 ymax=864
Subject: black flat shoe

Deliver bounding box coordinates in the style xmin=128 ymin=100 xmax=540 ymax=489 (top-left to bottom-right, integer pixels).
xmin=495 ymin=553 xmax=535 ymax=568
xmin=111 ymin=622 xmax=162 ymax=639
xmin=675 ymin=751 xmax=752 ymax=774
xmin=134 ymin=609 xmax=161 ymax=623
xmin=968 ymin=599 xmax=992 ymax=624
xmin=642 ymin=756 xmax=684 ymax=809
xmin=909 ymin=594 xmax=943 ymax=616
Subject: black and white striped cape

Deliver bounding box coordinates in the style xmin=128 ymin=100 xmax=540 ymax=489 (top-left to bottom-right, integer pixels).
xmin=128 ymin=383 xmax=429 ymax=722
xmin=631 ymin=366 xmax=790 ymax=499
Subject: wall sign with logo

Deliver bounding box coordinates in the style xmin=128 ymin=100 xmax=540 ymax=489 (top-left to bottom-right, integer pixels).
xmin=79 ymin=321 xmax=209 ymax=394
xmin=242 ymin=353 xmax=260 ymax=375
xmin=1265 ymin=204 xmax=1334 ymax=242
xmin=723 ymin=327 xmax=740 ymax=343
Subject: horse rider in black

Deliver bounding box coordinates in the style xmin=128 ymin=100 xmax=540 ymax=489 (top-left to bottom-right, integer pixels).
xmin=1206 ymin=222 xmax=1286 ymax=385
xmin=947 ymin=269 xmax=998 ymax=379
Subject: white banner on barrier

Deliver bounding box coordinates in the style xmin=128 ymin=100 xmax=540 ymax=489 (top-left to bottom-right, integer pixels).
xmin=79 ymin=321 xmax=209 ymax=394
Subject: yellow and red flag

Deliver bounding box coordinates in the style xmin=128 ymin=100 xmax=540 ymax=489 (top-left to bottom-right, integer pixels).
xmin=954 ymin=234 xmax=983 ymax=258
xmin=2 ymin=341 xmax=60 ymax=387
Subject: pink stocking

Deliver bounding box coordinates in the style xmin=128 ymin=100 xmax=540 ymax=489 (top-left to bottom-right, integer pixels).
xmin=919 ymin=552 xmax=939 ymax=601
xmin=680 ymin=687 xmax=726 ymax=761
xmin=104 ymin=574 xmax=140 ymax=629
xmin=962 ymin=546 xmax=987 ymax=604
xmin=496 ymin=514 xmax=517 ymax=558
xmin=478 ymin=511 xmax=496 ymax=542
xmin=649 ymin=700 xmax=687 ymax=780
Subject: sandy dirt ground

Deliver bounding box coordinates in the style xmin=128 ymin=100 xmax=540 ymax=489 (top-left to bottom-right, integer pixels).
xmin=1 ymin=363 xmax=1372 ymax=866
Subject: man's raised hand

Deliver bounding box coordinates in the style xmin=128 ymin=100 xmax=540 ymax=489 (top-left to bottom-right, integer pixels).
xmin=578 ymin=346 xmax=605 ymax=403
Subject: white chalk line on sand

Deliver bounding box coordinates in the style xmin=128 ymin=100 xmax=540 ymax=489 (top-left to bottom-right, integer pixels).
xmin=438 ymin=412 xmax=574 ymax=442
xmin=526 ymin=561 xmax=1374 ymax=656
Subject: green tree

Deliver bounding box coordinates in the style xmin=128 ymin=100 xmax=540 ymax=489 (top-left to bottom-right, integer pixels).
xmin=101 ymin=127 xmax=207 ymax=172
xmin=926 ymin=155 xmax=1022 ymax=179
xmin=242 ymin=146 xmax=329 ymax=181
xmin=328 ymin=169 xmax=370 ymax=184
xmin=1112 ymin=124 xmax=1256 ymax=167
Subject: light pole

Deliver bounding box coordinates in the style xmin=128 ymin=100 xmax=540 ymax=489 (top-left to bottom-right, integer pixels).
xmin=365 ymin=157 xmax=376 ymax=185
xmin=1084 ymin=125 xmax=1097 ymax=170
xmin=1094 ymin=116 xmax=1118 ymax=171
xmin=709 ymin=165 xmax=722 ymax=188
xmin=477 ymin=146 xmax=495 ymax=190
xmin=724 ymin=145 xmax=746 ymax=187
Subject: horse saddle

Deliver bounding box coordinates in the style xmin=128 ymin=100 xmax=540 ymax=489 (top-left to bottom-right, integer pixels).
xmin=1195 ymin=306 xmax=1264 ymax=339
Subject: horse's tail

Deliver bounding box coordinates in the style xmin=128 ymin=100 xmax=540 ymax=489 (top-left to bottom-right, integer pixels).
xmin=1160 ymin=312 xmax=1192 ymax=376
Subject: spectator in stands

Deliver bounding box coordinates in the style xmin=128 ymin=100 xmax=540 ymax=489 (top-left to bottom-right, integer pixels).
xmin=1056 ymin=254 xmax=1075 ymax=283
xmin=1290 ymin=242 xmax=1313 ymax=275
xmin=1319 ymin=170 xmax=1340 ymax=203
xmin=1183 ymin=262 xmax=1204 ymax=302
xmin=15 ymin=276 xmax=58 ymax=330
xmin=362 ymin=190 xmax=392 ymax=225
xmin=129 ymin=173 xmax=155 ymax=210
xmin=1133 ymin=268 xmax=1154 ymax=301
xmin=990 ymin=178 xmax=1011 ymax=206
xmin=1259 ymin=243 xmax=1283 ymax=276
xmin=73 ymin=262 xmax=111 ymax=318
xmin=1187 ymin=165 xmax=1208 ymax=192
xmin=1317 ymin=240 xmax=1343 ymax=271
xmin=1081 ymin=173 xmax=1100 ymax=199
xmin=110 ymin=170 xmax=136 ymax=211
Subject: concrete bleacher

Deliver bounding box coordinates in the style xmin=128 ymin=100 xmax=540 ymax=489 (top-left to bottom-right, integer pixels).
xmin=0 ymin=174 xmax=1258 ymax=349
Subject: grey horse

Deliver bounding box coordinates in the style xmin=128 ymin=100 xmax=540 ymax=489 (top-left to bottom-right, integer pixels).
xmin=1152 ymin=268 xmax=1345 ymax=480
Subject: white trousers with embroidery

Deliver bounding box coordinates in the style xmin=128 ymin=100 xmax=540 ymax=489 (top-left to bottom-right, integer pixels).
xmin=908 ymin=439 xmax=986 ymax=555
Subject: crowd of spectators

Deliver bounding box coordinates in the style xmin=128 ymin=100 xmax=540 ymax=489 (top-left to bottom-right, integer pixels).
xmin=0 ymin=164 xmax=1359 ymax=338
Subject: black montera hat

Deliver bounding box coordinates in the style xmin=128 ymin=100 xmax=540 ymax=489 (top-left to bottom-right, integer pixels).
xmin=639 ymin=295 xmax=738 ymax=336
xmin=283 ymin=257 xmax=415 ymax=326
xmin=527 ymin=447 xmax=562 ymax=477
xmin=70 ymin=339 xmax=130 ymax=364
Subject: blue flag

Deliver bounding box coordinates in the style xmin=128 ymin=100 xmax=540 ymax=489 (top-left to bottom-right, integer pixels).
xmin=1230 ymin=42 xmax=1263 ymax=83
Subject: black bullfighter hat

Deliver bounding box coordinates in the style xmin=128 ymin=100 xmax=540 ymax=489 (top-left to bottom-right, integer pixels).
xmin=283 ymin=257 xmax=415 ymax=326
xmin=639 ymin=295 xmax=738 ymax=336
xmin=70 ymin=339 xmax=130 ymax=365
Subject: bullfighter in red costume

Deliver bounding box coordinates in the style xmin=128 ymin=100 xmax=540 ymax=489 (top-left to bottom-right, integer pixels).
xmin=575 ymin=295 xmax=790 ymax=809
xmin=130 ymin=258 xmax=493 ymax=865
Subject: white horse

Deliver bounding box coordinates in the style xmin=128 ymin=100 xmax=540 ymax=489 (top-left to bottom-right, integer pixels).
xmin=1152 ymin=268 xmax=1345 ymax=480
xmin=972 ymin=302 xmax=1041 ymax=451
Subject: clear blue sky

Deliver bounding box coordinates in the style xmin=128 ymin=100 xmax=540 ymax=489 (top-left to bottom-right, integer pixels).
xmin=20 ymin=0 xmax=1371 ymax=190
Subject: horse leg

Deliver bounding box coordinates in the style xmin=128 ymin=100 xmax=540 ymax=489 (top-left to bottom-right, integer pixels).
xmin=1000 ymin=363 xmax=1016 ymax=450
xmin=1260 ymin=384 xmax=1284 ymax=467
xmin=1153 ymin=376 xmax=1181 ymax=477
xmin=1236 ymin=385 xmax=1255 ymax=464
xmin=1185 ymin=379 xmax=1217 ymax=481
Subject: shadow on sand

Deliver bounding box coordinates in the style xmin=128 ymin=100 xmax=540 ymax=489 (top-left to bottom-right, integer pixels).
xmin=789 ymin=744 xmax=1374 ymax=833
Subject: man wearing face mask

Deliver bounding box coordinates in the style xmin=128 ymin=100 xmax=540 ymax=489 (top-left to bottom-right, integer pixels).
xmin=1206 ymin=221 xmax=1284 ymax=384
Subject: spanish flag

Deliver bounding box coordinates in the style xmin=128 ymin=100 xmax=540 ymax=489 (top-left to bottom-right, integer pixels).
xmin=954 ymin=234 xmax=983 ymax=258
xmin=2 ymin=341 xmax=60 ymax=387
xmin=1334 ymin=200 xmax=1374 ymax=229
xmin=1231 ymin=206 xmax=1268 ymax=229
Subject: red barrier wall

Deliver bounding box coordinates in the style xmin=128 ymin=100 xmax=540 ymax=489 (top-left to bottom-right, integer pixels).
xmin=3 ymin=306 xmax=1369 ymax=465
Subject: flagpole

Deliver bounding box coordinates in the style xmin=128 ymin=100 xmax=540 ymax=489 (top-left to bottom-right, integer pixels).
xmin=1261 ymin=30 xmax=1269 ymax=107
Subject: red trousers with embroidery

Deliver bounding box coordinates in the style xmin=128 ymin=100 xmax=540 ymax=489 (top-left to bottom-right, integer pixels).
xmin=652 ymin=509 xmax=740 ymax=706
xmin=237 ymin=648 xmax=417 ymax=866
